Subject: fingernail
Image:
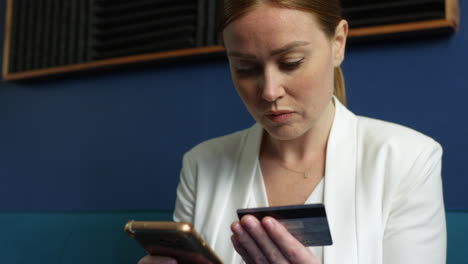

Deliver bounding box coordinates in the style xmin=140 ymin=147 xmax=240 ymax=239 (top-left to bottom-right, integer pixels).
xmin=157 ymin=257 xmax=177 ymax=264
xmin=232 ymin=222 xmax=244 ymax=235
xmin=263 ymin=217 xmax=275 ymax=229
xmin=244 ymin=218 xmax=256 ymax=230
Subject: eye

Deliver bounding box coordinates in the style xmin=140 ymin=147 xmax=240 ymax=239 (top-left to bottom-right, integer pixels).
xmin=234 ymin=65 xmax=261 ymax=77
xmin=280 ymin=58 xmax=304 ymax=71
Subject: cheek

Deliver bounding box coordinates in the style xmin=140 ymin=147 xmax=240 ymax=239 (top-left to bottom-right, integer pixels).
xmin=288 ymin=62 xmax=335 ymax=101
xmin=228 ymin=66 xmax=250 ymax=102
xmin=229 ymin=63 xmax=255 ymax=99
xmin=233 ymin=79 xmax=258 ymax=105
xmin=289 ymin=69 xmax=326 ymax=93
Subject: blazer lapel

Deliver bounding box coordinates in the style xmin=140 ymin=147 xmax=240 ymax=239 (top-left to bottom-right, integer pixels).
xmin=229 ymin=123 xmax=263 ymax=210
xmin=212 ymin=123 xmax=263 ymax=263
xmin=323 ymin=99 xmax=359 ymax=264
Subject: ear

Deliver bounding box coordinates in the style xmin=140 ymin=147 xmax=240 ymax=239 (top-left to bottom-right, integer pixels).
xmin=332 ymin=19 xmax=348 ymax=67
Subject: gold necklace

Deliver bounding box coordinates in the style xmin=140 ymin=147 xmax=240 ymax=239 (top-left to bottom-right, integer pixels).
xmin=277 ymin=162 xmax=315 ymax=179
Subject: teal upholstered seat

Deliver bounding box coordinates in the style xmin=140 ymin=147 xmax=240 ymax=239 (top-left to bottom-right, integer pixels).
xmin=0 ymin=210 xmax=466 ymax=263
xmin=0 ymin=211 xmax=172 ymax=263
xmin=447 ymin=211 xmax=468 ymax=264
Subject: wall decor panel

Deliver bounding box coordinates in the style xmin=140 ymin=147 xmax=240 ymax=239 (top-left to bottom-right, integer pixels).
xmin=1 ymin=0 xmax=460 ymax=80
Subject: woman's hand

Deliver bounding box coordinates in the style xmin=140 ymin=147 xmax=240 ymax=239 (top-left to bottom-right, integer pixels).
xmin=231 ymin=215 xmax=320 ymax=264
xmin=137 ymin=255 xmax=177 ymax=264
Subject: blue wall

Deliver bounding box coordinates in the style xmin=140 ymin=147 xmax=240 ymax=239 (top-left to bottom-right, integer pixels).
xmin=0 ymin=1 xmax=467 ymax=211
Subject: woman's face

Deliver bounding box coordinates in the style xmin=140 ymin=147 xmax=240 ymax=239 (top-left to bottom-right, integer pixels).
xmin=223 ymin=4 xmax=347 ymax=141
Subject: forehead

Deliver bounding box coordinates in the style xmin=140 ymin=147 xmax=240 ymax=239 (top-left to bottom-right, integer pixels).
xmin=223 ymin=4 xmax=327 ymax=52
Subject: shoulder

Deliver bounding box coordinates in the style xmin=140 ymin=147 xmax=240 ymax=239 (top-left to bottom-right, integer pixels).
xmin=334 ymin=97 xmax=442 ymax=159
xmin=178 ymin=124 xmax=260 ymax=200
xmin=183 ymin=124 xmax=257 ymax=166
xmin=334 ymin=98 xmax=441 ymax=158
xmin=354 ymin=115 xmax=443 ymax=188
xmin=355 ymin=115 xmax=441 ymax=154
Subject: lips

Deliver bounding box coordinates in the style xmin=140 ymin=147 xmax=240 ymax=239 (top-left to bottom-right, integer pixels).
xmin=265 ymin=110 xmax=294 ymax=123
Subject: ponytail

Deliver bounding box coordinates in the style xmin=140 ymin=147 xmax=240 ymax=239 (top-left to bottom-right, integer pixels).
xmin=333 ymin=66 xmax=347 ymax=106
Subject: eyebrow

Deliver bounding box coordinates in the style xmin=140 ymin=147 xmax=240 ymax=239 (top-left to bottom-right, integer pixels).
xmin=227 ymin=41 xmax=310 ymax=59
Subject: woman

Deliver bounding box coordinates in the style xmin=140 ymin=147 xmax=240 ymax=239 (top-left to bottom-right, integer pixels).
xmin=140 ymin=0 xmax=446 ymax=263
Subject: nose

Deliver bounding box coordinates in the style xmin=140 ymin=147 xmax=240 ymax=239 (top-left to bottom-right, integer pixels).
xmin=259 ymin=68 xmax=284 ymax=102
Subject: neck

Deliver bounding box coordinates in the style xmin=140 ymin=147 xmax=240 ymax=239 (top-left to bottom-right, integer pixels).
xmin=261 ymin=99 xmax=336 ymax=167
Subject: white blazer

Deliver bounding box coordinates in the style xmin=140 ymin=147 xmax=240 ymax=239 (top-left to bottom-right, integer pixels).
xmin=173 ymin=98 xmax=446 ymax=264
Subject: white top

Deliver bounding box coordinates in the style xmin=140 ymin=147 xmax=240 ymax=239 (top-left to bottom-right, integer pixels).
xmin=253 ymin=163 xmax=325 ymax=263
xmin=307 ymin=179 xmax=324 ymax=262
xmin=173 ymin=98 xmax=446 ymax=264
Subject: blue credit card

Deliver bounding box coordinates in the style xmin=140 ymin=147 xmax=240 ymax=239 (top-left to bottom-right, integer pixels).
xmin=237 ymin=203 xmax=333 ymax=247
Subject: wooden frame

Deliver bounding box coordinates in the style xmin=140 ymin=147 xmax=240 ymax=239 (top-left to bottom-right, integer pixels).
xmin=2 ymin=0 xmax=13 ymax=80
xmin=348 ymin=0 xmax=460 ymax=38
xmin=2 ymin=45 xmax=225 ymax=81
xmin=2 ymin=0 xmax=460 ymax=81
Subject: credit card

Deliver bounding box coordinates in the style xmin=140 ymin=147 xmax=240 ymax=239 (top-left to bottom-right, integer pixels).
xmin=237 ymin=203 xmax=332 ymax=247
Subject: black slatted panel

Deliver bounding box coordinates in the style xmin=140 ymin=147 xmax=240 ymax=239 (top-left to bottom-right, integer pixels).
xmin=78 ymin=0 xmax=91 ymax=63
xmin=342 ymin=0 xmax=446 ymax=28
xmin=8 ymin=0 xmax=20 ymax=72
xmin=59 ymin=1 xmax=68 ymax=66
xmin=50 ymin=0 xmax=63 ymax=67
xmin=24 ymin=0 xmax=35 ymax=70
xmin=70 ymin=1 xmax=78 ymax=64
xmin=196 ymin=0 xmax=206 ymax=47
xmin=33 ymin=0 xmax=44 ymax=70
xmin=42 ymin=0 xmax=52 ymax=68
xmin=6 ymin=0 xmax=451 ymax=76
xmin=206 ymin=0 xmax=217 ymax=45
xmin=91 ymin=0 xmax=207 ymax=60
xmin=7 ymin=0 xmax=214 ymax=73
xmin=8 ymin=0 xmax=92 ymax=73
xmin=50 ymin=0 xmax=59 ymax=67
xmin=15 ymin=0 xmax=26 ymax=72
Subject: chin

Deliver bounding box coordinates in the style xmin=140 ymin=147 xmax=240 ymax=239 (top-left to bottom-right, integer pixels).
xmin=263 ymin=124 xmax=306 ymax=141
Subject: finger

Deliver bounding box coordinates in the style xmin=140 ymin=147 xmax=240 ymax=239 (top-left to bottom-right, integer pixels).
xmin=231 ymin=234 xmax=255 ymax=264
xmin=231 ymin=221 xmax=269 ymax=264
xmin=262 ymin=217 xmax=318 ymax=263
xmin=240 ymin=215 xmax=289 ymax=263
xmin=138 ymin=255 xmax=177 ymax=264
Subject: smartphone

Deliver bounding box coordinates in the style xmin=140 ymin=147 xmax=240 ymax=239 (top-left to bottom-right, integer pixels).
xmin=125 ymin=220 xmax=223 ymax=264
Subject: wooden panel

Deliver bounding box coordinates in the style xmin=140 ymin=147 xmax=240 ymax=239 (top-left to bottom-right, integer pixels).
xmin=348 ymin=19 xmax=455 ymax=38
xmin=446 ymin=0 xmax=460 ymax=27
xmin=3 ymin=45 xmax=225 ymax=81
xmin=2 ymin=0 xmax=13 ymax=78
xmin=2 ymin=0 xmax=460 ymax=81
xmin=347 ymin=0 xmax=459 ymax=38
